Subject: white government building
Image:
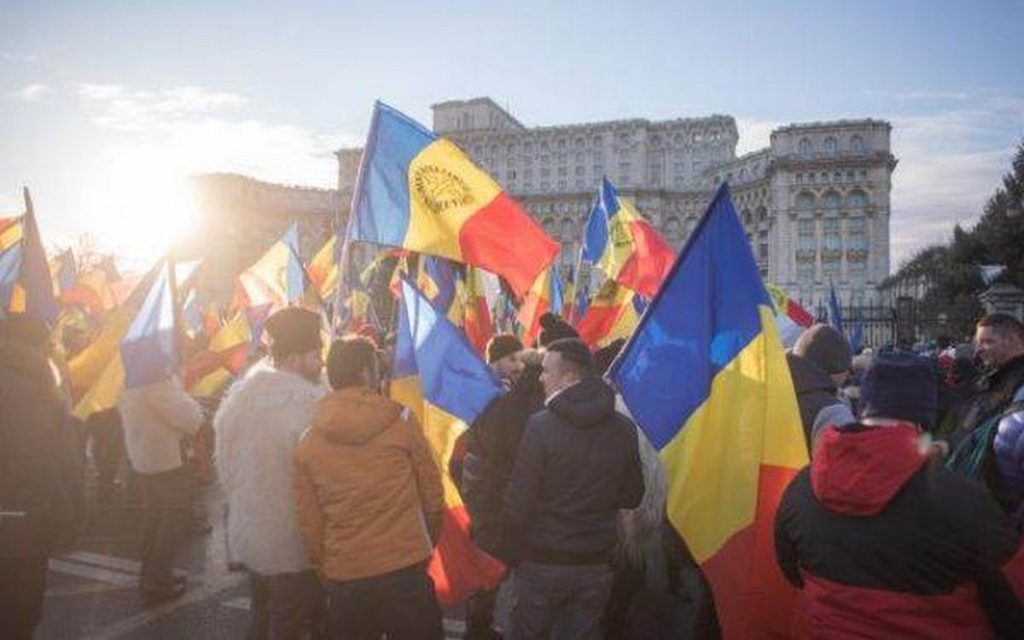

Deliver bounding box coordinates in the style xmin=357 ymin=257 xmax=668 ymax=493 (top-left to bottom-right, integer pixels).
xmin=336 ymin=97 xmax=896 ymax=307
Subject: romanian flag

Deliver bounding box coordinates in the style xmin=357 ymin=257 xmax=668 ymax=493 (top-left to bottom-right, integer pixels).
xmin=583 ymin=178 xmax=674 ymax=298
xmin=462 ymin=266 xmax=493 ymax=357
xmin=62 ymin=256 xmax=121 ymax=315
xmin=389 ymin=278 xmax=505 ymax=607
xmin=1 ymin=191 xmax=58 ymax=322
xmin=73 ymin=260 xmax=180 ymax=418
xmin=234 ymin=222 xmax=307 ymax=310
xmin=576 ymin=278 xmax=644 ymax=349
xmin=609 ymin=185 xmax=807 ymax=639
xmin=348 ymin=101 xmax=558 ymax=298
xmin=765 ymin=284 xmax=814 ymax=348
xmin=185 ymin=310 xmax=252 ymax=397
xmin=308 ymin=235 xmax=339 ymax=302
xmin=517 ymin=265 xmax=564 ymax=347
xmin=69 ymin=261 xmax=164 ymax=415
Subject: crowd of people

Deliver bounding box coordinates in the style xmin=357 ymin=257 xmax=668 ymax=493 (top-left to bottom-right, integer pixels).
xmin=2 ymin=306 xmax=1024 ymax=639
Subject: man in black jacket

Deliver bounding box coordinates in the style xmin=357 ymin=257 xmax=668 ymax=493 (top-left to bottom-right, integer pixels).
xmin=503 ymin=338 xmax=644 ymax=640
xmin=0 ymin=316 xmax=82 ymax=639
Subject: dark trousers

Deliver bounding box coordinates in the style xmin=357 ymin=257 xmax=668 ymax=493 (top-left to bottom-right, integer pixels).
xmin=248 ymin=570 xmax=326 ymax=640
xmin=85 ymin=409 xmax=124 ymax=503
xmin=0 ymin=555 xmax=48 ymax=640
xmin=138 ymin=466 xmax=190 ymax=590
xmin=466 ymin=583 xmax=500 ymax=638
xmin=326 ymin=563 xmax=442 ymax=640
xmin=509 ymin=561 xmax=614 ymax=640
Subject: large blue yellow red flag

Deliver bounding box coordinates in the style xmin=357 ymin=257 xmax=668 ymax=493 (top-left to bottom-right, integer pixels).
xmin=389 ymin=278 xmax=505 ymax=607
xmin=583 ymin=178 xmax=675 ymax=299
xmin=348 ymin=101 xmax=559 ymax=298
xmin=609 ymin=184 xmax=807 ymax=639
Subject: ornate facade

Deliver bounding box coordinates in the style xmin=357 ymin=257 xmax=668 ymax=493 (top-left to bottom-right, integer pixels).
xmin=335 ymin=97 xmax=896 ymax=306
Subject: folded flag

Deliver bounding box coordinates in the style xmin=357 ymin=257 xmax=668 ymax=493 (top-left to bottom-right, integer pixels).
xmin=185 ymin=309 xmax=252 ymax=397
xmin=308 ymin=235 xmax=339 ymax=301
xmin=518 ymin=265 xmax=564 ymax=347
xmin=765 ymin=283 xmax=814 ymax=348
xmin=73 ymin=259 xmax=179 ymax=418
xmin=348 ymin=101 xmax=558 ymax=297
xmin=234 ymin=222 xmax=307 ymax=310
xmin=462 ymin=266 xmax=494 ymax=357
xmin=583 ymin=178 xmax=675 ymax=298
xmin=576 ymin=278 xmax=644 ymax=349
xmin=389 ymin=278 xmax=505 ymax=607
xmin=2 ymin=190 xmax=58 ymax=322
xmin=609 ymin=184 xmax=807 ymax=639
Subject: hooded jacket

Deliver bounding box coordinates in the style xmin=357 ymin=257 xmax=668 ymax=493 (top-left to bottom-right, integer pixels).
xmin=214 ymin=363 xmax=325 ymax=575
xmin=502 ymin=376 xmax=644 ymax=565
xmin=294 ymin=386 xmax=444 ymax=582
xmin=775 ymin=423 xmax=1024 ymax=639
xmin=461 ymin=363 xmax=545 ymax=559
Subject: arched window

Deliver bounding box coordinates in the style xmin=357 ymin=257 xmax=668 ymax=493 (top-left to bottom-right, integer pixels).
xmin=850 ymin=135 xmax=865 ymax=153
xmin=757 ymin=205 xmax=768 ymax=221
xmin=561 ymin=218 xmax=575 ymax=241
xmin=798 ymin=138 xmax=813 ymax=157
xmin=542 ymin=217 xmax=557 ymax=238
xmin=664 ymin=216 xmax=683 ymax=241
xmin=795 ymin=191 xmax=815 ymax=211
xmin=822 ymin=190 xmax=841 ymax=211
xmin=742 ymin=209 xmax=752 ymax=226
xmin=846 ymin=190 xmax=869 ymax=208
xmin=824 ymin=136 xmax=838 ymax=154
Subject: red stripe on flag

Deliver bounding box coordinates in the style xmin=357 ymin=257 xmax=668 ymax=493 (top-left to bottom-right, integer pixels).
xmin=459 ymin=192 xmax=559 ymax=298
xmin=428 ymin=505 xmax=506 ymax=608
xmin=576 ymin=303 xmax=625 ymax=348
xmin=699 ymin=464 xmax=802 ymax=639
xmin=616 ymin=219 xmax=675 ymax=298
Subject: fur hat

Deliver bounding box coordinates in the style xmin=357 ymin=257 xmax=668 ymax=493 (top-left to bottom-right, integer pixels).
xmin=538 ymin=312 xmax=578 ymax=348
xmin=265 ymin=307 xmax=322 ymax=360
xmin=486 ymin=333 xmax=523 ymax=364
xmin=793 ymin=324 xmax=852 ymax=375
xmin=860 ymin=352 xmax=938 ymax=429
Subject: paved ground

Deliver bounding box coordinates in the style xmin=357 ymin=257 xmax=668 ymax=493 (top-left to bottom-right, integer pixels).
xmin=36 ymin=481 xmax=469 ymax=639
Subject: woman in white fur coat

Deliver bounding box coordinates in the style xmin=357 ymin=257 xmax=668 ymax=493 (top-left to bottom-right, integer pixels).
xmin=213 ymin=307 xmax=327 ymax=639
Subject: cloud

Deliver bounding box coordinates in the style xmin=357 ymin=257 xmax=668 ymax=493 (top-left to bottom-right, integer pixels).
xmin=73 ymin=82 xmax=356 ymax=186
xmin=887 ymin=94 xmax=1024 ymax=268
xmin=13 ymin=83 xmax=51 ymax=102
xmin=735 ymin=117 xmax=782 ymax=156
xmin=0 ymin=51 xmax=38 ymax=64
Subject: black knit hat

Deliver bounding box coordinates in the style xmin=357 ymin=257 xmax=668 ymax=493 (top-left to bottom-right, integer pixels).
xmin=486 ymin=333 xmax=523 ymax=364
xmin=538 ymin=312 xmax=578 ymax=348
xmin=860 ymin=352 xmax=938 ymax=429
xmin=265 ymin=307 xmax=322 ymax=360
xmin=793 ymin=324 xmax=852 ymax=375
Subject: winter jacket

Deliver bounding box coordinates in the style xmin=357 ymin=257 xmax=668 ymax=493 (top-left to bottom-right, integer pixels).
xmin=214 ymin=363 xmax=325 ymax=575
xmin=787 ymin=352 xmax=854 ymax=449
xmin=948 ymin=354 xmax=1024 ymax=509
xmin=0 ymin=340 xmax=82 ymax=558
xmin=461 ymin=363 xmax=545 ymax=559
xmin=119 ymin=378 xmax=203 ymax=475
xmin=503 ymin=376 xmax=644 ymax=565
xmin=994 ymin=387 xmax=1024 ymax=511
xmin=775 ymin=423 xmax=1024 ymax=639
xmin=294 ymin=387 xmax=444 ymax=582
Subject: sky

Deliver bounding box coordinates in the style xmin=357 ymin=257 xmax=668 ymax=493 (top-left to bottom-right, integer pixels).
xmin=1 ymin=0 xmax=1022 ymax=270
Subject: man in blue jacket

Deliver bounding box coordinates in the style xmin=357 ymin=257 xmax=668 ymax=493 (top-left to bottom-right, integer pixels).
xmin=503 ymin=338 xmax=644 ymax=640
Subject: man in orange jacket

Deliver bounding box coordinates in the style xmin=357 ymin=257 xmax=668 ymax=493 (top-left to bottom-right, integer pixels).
xmin=294 ymin=336 xmax=445 ymax=639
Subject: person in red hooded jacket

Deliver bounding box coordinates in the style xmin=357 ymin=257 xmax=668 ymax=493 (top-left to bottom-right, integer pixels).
xmin=775 ymin=352 xmax=1024 ymax=639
